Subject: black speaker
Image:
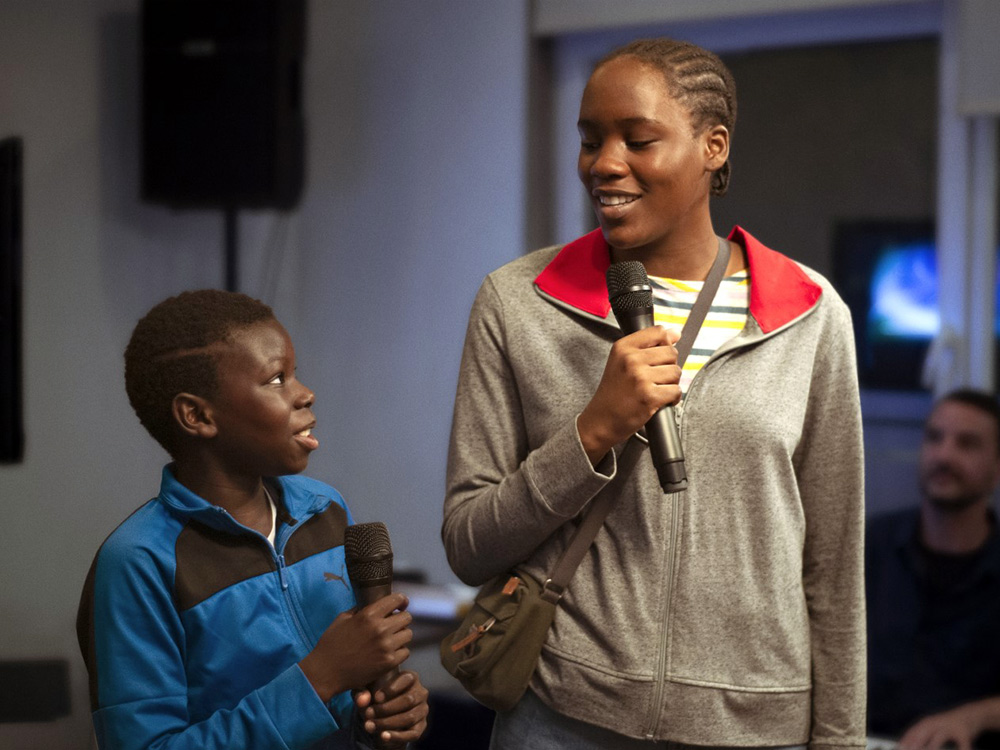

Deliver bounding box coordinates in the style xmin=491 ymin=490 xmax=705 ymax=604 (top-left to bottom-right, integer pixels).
xmin=141 ymin=0 xmax=305 ymax=210
xmin=0 ymin=660 xmax=70 ymax=722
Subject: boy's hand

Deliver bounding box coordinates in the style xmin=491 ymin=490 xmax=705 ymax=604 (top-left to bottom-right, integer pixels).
xmin=355 ymin=669 xmax=429 ymax=748
xmin=299 ymin=593 xmax=413 ymax=702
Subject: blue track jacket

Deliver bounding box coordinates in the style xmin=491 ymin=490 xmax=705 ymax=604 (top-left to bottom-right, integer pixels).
xmin=77 ymin=466 xmax=373 ymax=749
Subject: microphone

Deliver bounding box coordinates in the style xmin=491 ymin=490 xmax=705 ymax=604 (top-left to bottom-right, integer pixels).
xmin=344 ymin=522 xmax=400 ymax=694
xmin=606 ymin=261 xmax=688 ymax=493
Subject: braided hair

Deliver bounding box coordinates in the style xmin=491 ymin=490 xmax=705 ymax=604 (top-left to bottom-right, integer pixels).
xmin=124 ymin=289 xmax=275 ymax=456
xmin=597 ymin=38 xmax=737 ymax=196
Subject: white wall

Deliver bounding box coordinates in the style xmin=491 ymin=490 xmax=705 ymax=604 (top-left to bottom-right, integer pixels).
xmin=0 ymin=2 xmax=224 ymax=747
xmin=293 ymin=1 xmax=528 ymax=586
xmin=0 ymin=1 xmax=528 ymax=746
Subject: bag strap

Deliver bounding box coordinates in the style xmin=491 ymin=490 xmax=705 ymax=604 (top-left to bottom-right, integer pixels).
xmin=541 ymin=236 xmax=732 ymax=603
xmin=674 ymin=235 xmax=731 ymax=368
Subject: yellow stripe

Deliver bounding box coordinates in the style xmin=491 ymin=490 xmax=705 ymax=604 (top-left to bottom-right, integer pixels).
xmin=653 ymin=313 xmax=744 ymax=329
xmin=682 ymin=361 xmax=706 ymax=372
xmin=652 ymin=313 xmax=685 ymax=325
xmin=660 ymin=279 xmax=699 ymax=293
xmin=701 ymin=319 xmax=745 ymax=329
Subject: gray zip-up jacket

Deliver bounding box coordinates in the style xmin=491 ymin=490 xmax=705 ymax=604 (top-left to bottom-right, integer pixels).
xmin=442 ymin=227 xmax=865 ymax=748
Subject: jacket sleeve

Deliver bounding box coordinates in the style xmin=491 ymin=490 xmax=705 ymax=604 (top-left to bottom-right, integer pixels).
xmin=793 ymin=292 xmax=867 ymax=750
xmin=442 ymin=277 xmax=616 ymax=585
xmin=84 ymin=540 xmax=373 ymax=750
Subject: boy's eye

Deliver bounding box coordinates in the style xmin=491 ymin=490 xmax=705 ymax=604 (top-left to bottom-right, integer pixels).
xmin=268 ymin=372 xmax=285 ymax=385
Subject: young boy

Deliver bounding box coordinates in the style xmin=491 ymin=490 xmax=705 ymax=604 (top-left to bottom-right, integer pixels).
xmin=77 ymin=290 xmax=428 ymax=749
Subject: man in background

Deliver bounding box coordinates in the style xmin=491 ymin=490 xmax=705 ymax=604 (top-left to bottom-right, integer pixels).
xmin=867 ymin=389 xmax=1000 ymax=750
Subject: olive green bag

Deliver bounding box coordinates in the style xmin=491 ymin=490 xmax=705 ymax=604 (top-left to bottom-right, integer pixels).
xmin=438 ymin=487 xmax=614 ymax=713
xmin=441 ymin=238 xmax=729 ymax=712
xmin=438 ymin=566 xmax=561 ymax=712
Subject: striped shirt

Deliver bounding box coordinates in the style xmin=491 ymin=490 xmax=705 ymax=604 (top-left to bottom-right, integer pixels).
xmin=648 ymin=269 xmax=750 ymax=401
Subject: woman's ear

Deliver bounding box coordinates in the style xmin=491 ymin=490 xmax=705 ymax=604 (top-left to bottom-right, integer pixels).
xmin=704 ymin=124 xmax=730 ymax=171
xmin=172 ymin=393 xmax=218 ymax=439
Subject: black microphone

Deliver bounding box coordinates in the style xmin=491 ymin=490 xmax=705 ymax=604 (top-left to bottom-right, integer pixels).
xmin=344 ymin=522 xmax=400 ymax=694
xmin=606 ymin=261 xmax=688 ymax=493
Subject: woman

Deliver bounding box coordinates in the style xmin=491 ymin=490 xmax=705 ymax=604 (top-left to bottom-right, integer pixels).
xmin=442 ymin=38 xmax=865 ymax=750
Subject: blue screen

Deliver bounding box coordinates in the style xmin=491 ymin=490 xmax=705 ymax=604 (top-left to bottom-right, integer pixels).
xmin=867 ymin=240 xmax=1000 ymax=343
xmin=868 ymin=242 xmax=938 ymax=340
xmin=833 ymin=220 xmax=1000 ymax=390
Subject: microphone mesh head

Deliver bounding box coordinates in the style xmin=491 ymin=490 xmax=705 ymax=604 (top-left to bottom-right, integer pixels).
xmin=344 ymin=522 xmax=393 ymax=587
xmin=606 ymin=260 xmax=653 ymax=314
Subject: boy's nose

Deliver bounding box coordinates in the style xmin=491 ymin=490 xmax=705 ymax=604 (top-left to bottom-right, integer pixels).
xmin=295 ymin=382 xmax=315 ymax=408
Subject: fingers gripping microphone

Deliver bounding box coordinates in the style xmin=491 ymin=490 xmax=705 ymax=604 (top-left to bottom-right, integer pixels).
xmin=344 ymin=522 xmax=400 ymax=693
xmin=606 ymin=261 xmax=688 ymax=493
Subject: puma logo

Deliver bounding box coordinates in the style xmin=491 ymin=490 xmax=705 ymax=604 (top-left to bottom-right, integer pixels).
xmin=324 ymin=566 xmax=350 ymax=590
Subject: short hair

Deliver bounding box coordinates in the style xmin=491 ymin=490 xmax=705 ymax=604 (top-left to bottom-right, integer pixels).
xmin=596 ymin=38 xmax=738 ymax=197
xmin=124 ymin=289 xmax=275 ymax=455
xmin=935 ymin=388 xmax=1000 ymax=452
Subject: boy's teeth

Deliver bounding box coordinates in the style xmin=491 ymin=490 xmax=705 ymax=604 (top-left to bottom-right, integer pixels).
xmin=599 ymin=195 xmax=637 ymax=206
xmin=298 ymin=428 xmax=311 ymax=437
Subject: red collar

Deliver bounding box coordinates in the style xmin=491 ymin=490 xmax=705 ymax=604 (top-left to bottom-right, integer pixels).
xmin=533 ymin=226 xmax=821 ymax=333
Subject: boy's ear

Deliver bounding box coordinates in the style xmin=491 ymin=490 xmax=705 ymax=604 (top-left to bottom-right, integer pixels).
xmin=172 ymin=393 xmax=218 ymax=439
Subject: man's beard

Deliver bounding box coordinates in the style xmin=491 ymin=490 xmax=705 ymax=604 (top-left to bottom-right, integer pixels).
xmin=920 ymin=466 xmax=986 ymax=512
xmin=920 ymin=464 xmax=983 ymax=513
xmin=924 ymin=491 xmax=984 ymax=512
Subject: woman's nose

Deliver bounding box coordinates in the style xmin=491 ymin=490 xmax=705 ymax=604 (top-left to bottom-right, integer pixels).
xmin=589 ymin=144 xmax=628 ymax=178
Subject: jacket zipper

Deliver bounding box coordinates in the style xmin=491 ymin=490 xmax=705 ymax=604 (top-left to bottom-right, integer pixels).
xmin=274 ymin=545 xmax=313 ymax=650
xmin=646 ymin=489 xmax=681 ymax=738
xmin=642 ymin=347 xmax=716 ymax=739
xmin=209 ymin=502 xmax=322 ymax=651
xmin=641 ymin=325 xmax=773 ymax=735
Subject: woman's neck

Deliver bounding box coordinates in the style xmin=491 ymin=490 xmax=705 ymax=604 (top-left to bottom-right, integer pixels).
xmin=612 ymin=229 xmax=743 ymax=280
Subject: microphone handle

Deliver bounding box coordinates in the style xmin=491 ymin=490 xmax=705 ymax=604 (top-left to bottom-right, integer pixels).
xmin=646 ymin=408 xmax=687 ymax=491
xmin=615 ymin=307 xmax=688 ymax=493
xmin=353 ymin=582 xmax=401 ymax=693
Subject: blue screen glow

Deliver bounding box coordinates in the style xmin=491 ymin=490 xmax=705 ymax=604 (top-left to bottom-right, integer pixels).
xmin=868 ymin=242 xmax=938 ymax=340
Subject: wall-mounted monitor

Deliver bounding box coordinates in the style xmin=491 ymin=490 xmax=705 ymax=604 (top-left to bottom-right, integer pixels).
xmin=832 ymin=220 xmax=998 ymax=392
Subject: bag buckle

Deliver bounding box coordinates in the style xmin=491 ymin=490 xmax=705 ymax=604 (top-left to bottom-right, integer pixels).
xmin=450 ymin=616 xmax=497 ymax=654
xmin=541 ymin=578 xmax=564 ymax=603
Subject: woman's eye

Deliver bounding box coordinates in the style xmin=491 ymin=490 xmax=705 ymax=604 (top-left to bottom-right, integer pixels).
xmin=627 ymin=140 xmax=654 ymax=149
xmin=580 ymin=141 xmax=599 ymax=152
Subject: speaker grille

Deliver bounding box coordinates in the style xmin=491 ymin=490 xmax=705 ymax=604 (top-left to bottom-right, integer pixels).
xmin=606 ymin=260 xmax=653 ymax=314
xmin=344 ymin=522 xmax=394 ymax=587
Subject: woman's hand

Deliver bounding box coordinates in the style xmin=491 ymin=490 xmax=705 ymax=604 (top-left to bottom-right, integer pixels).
xmin=577 ymin=325 xmax=681 ymax=465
